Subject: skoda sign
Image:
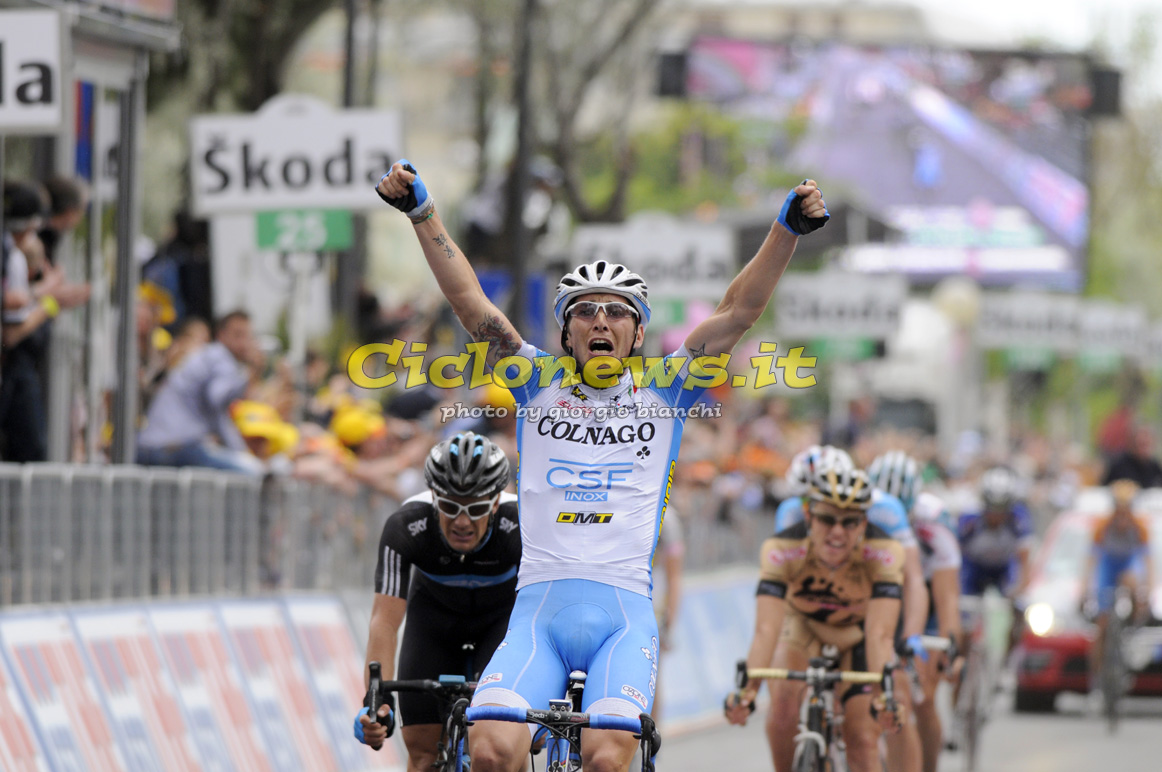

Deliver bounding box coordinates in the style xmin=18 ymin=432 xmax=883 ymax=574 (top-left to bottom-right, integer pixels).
xmin=190 ymin=94 xmax=402 ymax=216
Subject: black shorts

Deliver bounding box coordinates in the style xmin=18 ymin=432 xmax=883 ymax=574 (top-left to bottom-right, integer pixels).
xmin=396 ymin=588 xmax=512 ymax=726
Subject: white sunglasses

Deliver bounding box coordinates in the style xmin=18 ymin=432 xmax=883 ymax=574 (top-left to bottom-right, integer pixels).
xmin=567 ymin=301 xmax=639 ymax=322
xmin=434 ymin=493 xmax=499 ymax=521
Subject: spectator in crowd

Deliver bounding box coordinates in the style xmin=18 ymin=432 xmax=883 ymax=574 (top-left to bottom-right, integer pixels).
xmin=142 ymin=210 xmax=213 ymax=324
xmin=38 ymin=176 xmax=89 ymax=264
xmin=166 ymin=316 xmax=211 ymax=372
xmin=1102 ymin=426 xmax=1162 ymax=489
xmin=1 ymin=180 xmax=90 ymax=462
xmin=231 ymin=399 xmax=300 ymax=473
xmin=136 ymin=310 xmax=266 ymax=474
xmin=137 ymin=281 xmax=178 ymax=412
xmin=1096 ymin=400 xmax=1136 ymax=464
xmin=332 ymin=405 xmax=432 ymax=499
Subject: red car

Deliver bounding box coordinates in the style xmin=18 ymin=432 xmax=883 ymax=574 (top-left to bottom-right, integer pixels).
xmin=1014 ymin=497 xmax=1162 ymax=712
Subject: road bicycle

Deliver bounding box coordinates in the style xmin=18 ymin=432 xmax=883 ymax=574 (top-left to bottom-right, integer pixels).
xmin=454 ymin=670 xmax=662 ymax=772
xmin=365 ymin=660 xmax=478 ymax=772
xmin=737 ymin=650 xmax=897 ymax=772
xmin=1098 ymin=585 xmax=1137 ymax=734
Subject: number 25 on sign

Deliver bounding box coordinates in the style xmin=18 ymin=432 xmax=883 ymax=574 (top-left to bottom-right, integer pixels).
xmin=255 ymin=209 xmax=353 ymax=252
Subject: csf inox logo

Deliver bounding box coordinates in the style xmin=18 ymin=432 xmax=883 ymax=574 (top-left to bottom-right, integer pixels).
xmin=556 ymin=512 xmax=614 ymax=525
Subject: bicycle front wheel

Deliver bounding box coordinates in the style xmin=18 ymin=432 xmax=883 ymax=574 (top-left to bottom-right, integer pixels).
xmin=1102 ymin=612 xmax=1126 ymax=734
xmin=793 ymin=741 xmax=825 ymax=772
xmin=956 ymin=645 xmax=985 ymax=772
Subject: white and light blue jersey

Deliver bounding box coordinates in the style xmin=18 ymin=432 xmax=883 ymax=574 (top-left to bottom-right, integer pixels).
xmin=774 ymin=489 xmax=917 ymax=549
xmin=503 ymin=342 xmax=707 ymax=597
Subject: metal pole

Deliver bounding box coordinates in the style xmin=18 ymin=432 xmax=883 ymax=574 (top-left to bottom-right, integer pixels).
xmin=504 ymin=0 xmax=537 ymax=332
xmin=285 ymin=252 xmax=314 ymax=424
xmin=336 ymin=0 xmax=365 ymax=340
xmin=1 ymin=134 xmax=5 ymax=396
xmin=112 ymin=81 xmax=140 ymax=464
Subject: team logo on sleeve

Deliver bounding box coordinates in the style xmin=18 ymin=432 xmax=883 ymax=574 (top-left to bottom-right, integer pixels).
xmin=479 ymin=672 xmax=504 ymax=686
xmin=767 ymin=544 xmax=807 ymax=566
xmin=621 ymin=684 xmax=648 ymax=709
xmin=863 ymin=546 xmax=897 ymax=566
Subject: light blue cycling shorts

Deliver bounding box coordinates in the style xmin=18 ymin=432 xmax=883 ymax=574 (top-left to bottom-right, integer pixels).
xmin=470 ymin=578 xmax=659 ymax=719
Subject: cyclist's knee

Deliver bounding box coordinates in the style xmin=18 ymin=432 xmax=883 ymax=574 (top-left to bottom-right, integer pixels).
xmin=582 ymin=731 xmax=636 ymax=772
xmin=765 ymin=693 xmax=799 ymax=734
xmin=467 ymin=724 xmax=527 ymax=772
xmin=842 ymin=723 xmax=881 ymax=769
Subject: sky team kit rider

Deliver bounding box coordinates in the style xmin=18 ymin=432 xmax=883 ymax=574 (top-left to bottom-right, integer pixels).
xmin=375 ymin=159 xmax=830 ymax=771
xmin=354 ymin=432 xmax=520 ymax=772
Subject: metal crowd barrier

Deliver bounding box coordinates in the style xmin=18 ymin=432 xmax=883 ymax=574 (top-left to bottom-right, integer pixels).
xmin=0 ymin=463 xmax=391 ymax=606
xmin=0 ymin=463 xmax=758 ymax=607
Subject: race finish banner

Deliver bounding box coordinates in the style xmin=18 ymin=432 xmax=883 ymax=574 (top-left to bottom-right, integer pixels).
xmin=0 ymin=612 xmax=126 ymax=771
xmin=774 ymin=272 xmax=906 ymax=340
xmin=283 ymin=597 xmax=401 ymax=771
xmin=0 ymin=633 xmax=49 ymax=772
xmin=149 ymin=604 xmax=275 ymax=772
xmin=190 ymin=94 xmax=402 ymax=216
xmin=217 ymin=601 xmax=343 ymax=772
xmin=72 ymin=608 xmax=204 ymax=771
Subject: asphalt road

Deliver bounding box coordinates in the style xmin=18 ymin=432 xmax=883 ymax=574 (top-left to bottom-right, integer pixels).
xmin=661 ymin=688 xmax=1162 ymax=771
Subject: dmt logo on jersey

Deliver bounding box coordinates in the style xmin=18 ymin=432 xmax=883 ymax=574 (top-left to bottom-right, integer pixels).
xmin=557 ymin=512 xmax=613 ymax=524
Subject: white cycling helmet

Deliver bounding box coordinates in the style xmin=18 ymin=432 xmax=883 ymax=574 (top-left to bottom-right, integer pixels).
xmin=868 ymin=450 xmax=921 ymax=510
xmin=980 ymin=466 xmax=1019 ymax=509
xmin=786 ymin=445 xmax=854 ymax=495
xmin=553 ymin=260 xmax=651 ymax=328
xmin=807 ymin=466 xmax=873 ymax=511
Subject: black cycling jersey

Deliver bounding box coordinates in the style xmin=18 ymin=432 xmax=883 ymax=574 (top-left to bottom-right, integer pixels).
xmin=373 ymin=491 xmax=522 ymax=616
xmin=373 ymin=491 xmax=521 ymax=725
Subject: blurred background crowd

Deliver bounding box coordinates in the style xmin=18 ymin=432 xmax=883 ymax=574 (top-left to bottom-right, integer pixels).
xmin=4 ymin=0 xmax=1162 ymax=568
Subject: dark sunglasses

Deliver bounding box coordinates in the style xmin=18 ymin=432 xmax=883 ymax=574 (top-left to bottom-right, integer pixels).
xmin=434 ymin=493 xmax=498 ymax=521
xmin=567 ymin=301 xmax=638 ymax=322
xmin=809 ymin=510 xmax=865 ymax=530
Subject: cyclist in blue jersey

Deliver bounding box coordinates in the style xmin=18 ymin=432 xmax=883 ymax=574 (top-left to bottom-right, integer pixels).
xmin=869 ymin=451 xmax=962 ymax=772
xmin=1081 ymin=478 xmax=1155 ymax=693
xmin=376 ymin=160 xmax=830 ymax=772
xmin=958 ymin=466 xmax=1033 ymax=600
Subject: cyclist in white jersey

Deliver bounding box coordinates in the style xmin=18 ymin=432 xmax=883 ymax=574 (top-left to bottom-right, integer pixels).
xmin=377 ymin=160 xmax=830 ymax=772
xmin=868 ymin=451 xmax=961 ymax=772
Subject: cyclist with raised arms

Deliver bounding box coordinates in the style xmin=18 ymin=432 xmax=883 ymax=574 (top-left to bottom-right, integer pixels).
xmin=869 ymin=451 xmax=961 ymax=772
xmin=354 ymin=432 xmax=519 ymax=772
xmin=726 ymin=466 xmax=906 ymax=772
xmin=1081 ymin=478 xmax=1155 ymax=694
xmin=376 ymin=160 xmax=829 ymax=772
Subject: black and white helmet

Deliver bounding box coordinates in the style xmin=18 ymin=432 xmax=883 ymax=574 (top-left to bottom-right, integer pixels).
xmin=553 ymin=260 xmax=651 ymax=328
xmin=424 ymin=432 xmax=510 ymax=499
xmin=807 ymin=466 xmax=873 ymax=511
xmin=868 ymin=451 xmax=920 ymax=510
xmin=980 ymin=466 xmax=1019 ymax=509
xmin=786 ymin=445 xmax=854 ymax=495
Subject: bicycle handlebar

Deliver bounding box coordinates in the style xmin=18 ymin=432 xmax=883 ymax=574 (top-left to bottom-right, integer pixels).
xmin=378 ymin=677 xmax=477 ymax=695
xmin=466 ymin=705 xmax=644 ymax=733
xmin=743 ymin=666 xmax=884 ymax=685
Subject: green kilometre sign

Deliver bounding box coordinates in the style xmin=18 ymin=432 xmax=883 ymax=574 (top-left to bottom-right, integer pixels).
xmin=256 ymin=209 xmax=352 ymax=251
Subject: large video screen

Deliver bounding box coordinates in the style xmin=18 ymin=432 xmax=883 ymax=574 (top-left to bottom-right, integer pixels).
xmin=687 ymin=38 xmax=1092 ymax=290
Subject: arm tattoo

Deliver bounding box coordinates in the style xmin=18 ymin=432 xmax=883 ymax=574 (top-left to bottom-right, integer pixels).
xmin=475 ymin=314 xmax=521 ymax=361
xmin=687 ymin=343 xmax=707 ymax=360
xmin=433 ymin=233 xmax=456 ymax=260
